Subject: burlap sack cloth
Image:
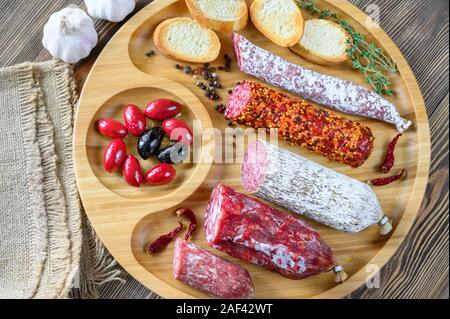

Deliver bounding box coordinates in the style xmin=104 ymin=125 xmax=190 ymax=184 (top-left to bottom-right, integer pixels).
xmin=0 ymin=60 xmax=156 ymax=299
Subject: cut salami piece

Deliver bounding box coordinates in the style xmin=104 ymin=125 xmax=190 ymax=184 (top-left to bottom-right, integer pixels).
xmin=232 ymin=33 xmax=411 ymax=132
xmin=205 ymin=184 xmax=347 ymax=281
xmin=241 ymin=140 xmax=392 ymax=234
xmin=173 ymin=239 xmax=254 ymax=299
xmin=226 ymin=81 xmax=374 ymax=168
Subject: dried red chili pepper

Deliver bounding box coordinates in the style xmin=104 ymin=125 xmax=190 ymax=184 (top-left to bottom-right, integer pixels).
xmin=370 ymin=169 xmax=406 ymax=186
xmin=146 ymin=222 xmax=183 ymax=254
xmin=176 ymin=208 xmax=197 ymax=240
xmin=381 ymin=133 xmax=402 ymax=173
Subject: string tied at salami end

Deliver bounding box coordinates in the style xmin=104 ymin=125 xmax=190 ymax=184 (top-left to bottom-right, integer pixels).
xmin=396 ymin=118 xmax=412 ymax=133
xmin=378 ymin=216 xmax=393 ymax=235
xmin=333 ymin=265 xmax=348 ymax=283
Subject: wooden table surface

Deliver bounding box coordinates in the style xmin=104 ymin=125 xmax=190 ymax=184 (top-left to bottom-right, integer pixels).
xmin=0 ymin=0 xmax=448 ymax=299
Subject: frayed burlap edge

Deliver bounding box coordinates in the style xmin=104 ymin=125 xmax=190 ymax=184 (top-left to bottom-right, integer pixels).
xmin=31 ymin=65 xmax=71 ymax=299
xmin=5 ymin=64 xmax=48 ymax=298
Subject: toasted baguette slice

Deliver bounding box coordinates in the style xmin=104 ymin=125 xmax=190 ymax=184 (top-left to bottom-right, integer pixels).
xmin=186 ymin=0 xmax=248 ymax=33
xmin=250 ymin=0 xmax=303 ymax=47
xmin=153 ymin=17 xmax=221 ymax=63
xmin=291 ymin=19 xmax=350 ymax=65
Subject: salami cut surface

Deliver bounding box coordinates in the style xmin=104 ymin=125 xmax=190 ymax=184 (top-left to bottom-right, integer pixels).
xmin=205 ymin=184 xmax=344 ymax=280
xmin=241 ymin=140 xmax=392 ymax=234
xmin=232 ymin=33 xmax=412 ymax=133
xmin=173 ymin=239 xmax=254 ymax=299
xmin=226 ymin=81 xmax=374 ymax=168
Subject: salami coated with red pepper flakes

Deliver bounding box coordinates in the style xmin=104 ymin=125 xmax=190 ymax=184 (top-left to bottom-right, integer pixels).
xmin=226 ymin=81 xmax=374 ymax=168
xmin=241 ymin=140 xmax=392 ymax=235
xmin=232 ymin=33 xmax=412 ymax=132
xmin=173 ymin=239 xmax=254 ymax=299
xmin=205 ymin=184 xmax=343 ymax=280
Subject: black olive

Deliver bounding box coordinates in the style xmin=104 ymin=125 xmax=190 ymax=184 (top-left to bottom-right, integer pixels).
xmin=137 ymin=127 xmax=164 ymax=159
xmin=157 ymin=143 xmax=188 ymax=164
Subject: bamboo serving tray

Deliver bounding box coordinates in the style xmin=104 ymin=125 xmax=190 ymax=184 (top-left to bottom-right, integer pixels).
xmin=73 ymin=0 xmax=430 ymax=298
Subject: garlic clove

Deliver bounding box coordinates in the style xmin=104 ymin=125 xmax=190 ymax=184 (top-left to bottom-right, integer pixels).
xmin=85 ymin=0 xmax=136 ymax=23
xmin=42 ymin=7 xmax=98 ymax=64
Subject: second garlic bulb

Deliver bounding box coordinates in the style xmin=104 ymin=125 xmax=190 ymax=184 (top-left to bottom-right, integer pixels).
xmin=85 ymin=0 xmax=136 ymax=23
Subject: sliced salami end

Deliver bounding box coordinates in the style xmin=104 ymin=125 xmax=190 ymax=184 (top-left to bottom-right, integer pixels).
xmin=232 ymin=33 xmax=243 ymax=71
xmin=225 ymin=81 xmax=251 ymax=119
xmin=173 ymin=239 xmax=254 ymax=299
xmin=205 ymin=184 xmax=337 ymax=280
xmin=241 ymin=139 xmax=267 ymax=193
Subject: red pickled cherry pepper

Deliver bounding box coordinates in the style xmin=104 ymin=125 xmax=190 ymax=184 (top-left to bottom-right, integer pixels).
xmin=145 ymin=98 xmax=182 ymax=120
xmin=122 ymin=154 xmax=144 ymax=187
xmin=145 ymin=164 xmax=176 ymax=185
xmin=162 ymin=118 xmax=193 ymax=145
xmin=124 ymin=104 xmax=147 ymax=136
xmin=98 ymin=119 xmax=128 ymax=139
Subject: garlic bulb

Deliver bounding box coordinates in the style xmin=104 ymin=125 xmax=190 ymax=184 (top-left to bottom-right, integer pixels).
xmin=42 ymin=7 xmax=98 ymax=64
xmin=85 ymin=0 xmax=136 ymax=23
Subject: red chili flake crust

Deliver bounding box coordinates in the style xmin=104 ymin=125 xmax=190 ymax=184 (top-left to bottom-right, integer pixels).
xmin=226 ymin=81 xmax=374 ymax=168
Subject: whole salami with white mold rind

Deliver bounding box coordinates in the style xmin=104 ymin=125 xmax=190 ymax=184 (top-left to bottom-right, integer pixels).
xmin=241 ymin=140 xmax=392 ymax=234
xmin=232 ymin=33 xmax=411 ymax=133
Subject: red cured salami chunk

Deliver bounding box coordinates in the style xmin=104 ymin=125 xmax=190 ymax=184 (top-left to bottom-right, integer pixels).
xmin=232 ymin=33 xmax=411 ymax=133
xmin=241 ymin=140 xmax=392 ymax=235
xmin=205 ymin=184 xmax=346 ymax=281
xmin=226 ymin=81 xmax=374 ymax=168
xmin=173 ymin=239 xmax=254 ymax=299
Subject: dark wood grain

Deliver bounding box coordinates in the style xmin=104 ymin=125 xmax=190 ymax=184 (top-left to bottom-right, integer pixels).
xmin=0 ymin=0 xmax=447 ymax=299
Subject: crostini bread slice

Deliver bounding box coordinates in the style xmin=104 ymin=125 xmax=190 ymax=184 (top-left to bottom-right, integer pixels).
xmin=153 ymin=17 xmax=221 ymax=63
xmin=290 ymin=19 xmax=350 ymax=65
xmin=186 ymin=0 xmax=248 ymax=33
xmin=250 ymin=0 xmax=304 ymax=47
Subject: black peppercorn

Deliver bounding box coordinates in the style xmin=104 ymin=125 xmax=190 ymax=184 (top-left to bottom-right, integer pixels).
xmin=175 ymin=64 xmax=180 ymax=69
xmin=184 ymin=65 xmax=192 ymax=74
xmin=228 ymin=90 xmax=233 ymax=94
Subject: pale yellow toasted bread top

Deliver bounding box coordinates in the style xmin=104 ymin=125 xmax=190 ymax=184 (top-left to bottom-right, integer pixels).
xmin=186 ymin=0 xmax=248 ymax=32
xmin=250 ymin=0 xmax=304 ymax=47
xmin=291 ymin=19 xmax=350 ymax=65
xmin=153 ymin=17 xmax=221 ymax=63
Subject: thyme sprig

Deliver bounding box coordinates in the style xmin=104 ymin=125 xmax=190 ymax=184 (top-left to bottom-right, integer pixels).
xmin=295 ymin=0 xmax=398 ymax=96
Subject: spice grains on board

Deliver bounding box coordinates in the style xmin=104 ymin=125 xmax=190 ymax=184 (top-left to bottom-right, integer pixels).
xmin=226 ymin=81 xmax=374 ymax=168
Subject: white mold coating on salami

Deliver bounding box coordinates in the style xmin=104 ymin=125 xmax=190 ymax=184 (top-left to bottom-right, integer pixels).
xmin=241 ymin=140 xmax=384 ymax=233
xmin=232 ymin=33 xmax=412 ymax=132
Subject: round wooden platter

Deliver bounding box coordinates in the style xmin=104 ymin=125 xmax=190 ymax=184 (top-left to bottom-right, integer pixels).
xmin=73 ymin=0 xmax=430 ymax=298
